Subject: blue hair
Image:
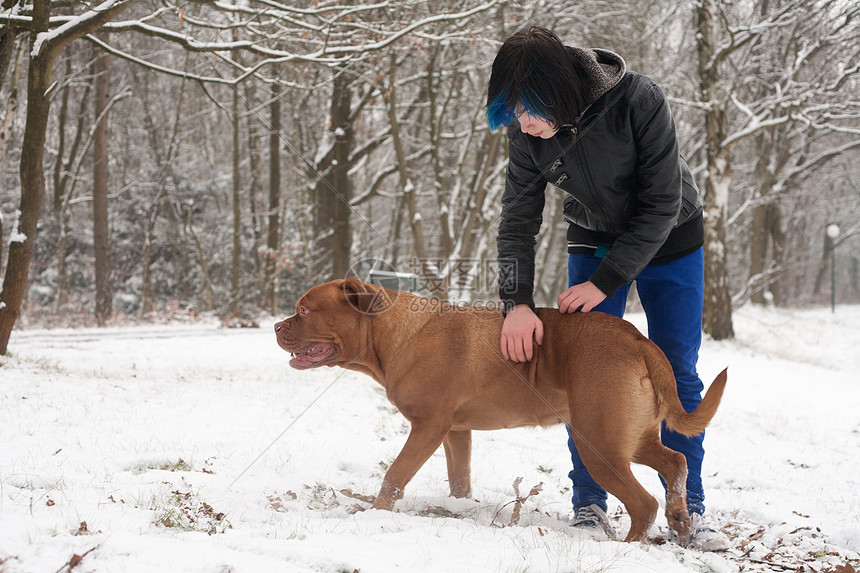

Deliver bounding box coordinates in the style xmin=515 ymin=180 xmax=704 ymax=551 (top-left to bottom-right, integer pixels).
xmin=487 ymin=27 xmax=588 ymax=131
xmin=485 ymin=88 xmax=552 ymax=131
xmin=486 ymin=93 xmax=516 ymax=131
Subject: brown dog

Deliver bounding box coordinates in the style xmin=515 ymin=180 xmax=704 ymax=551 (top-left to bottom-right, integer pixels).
xmin=274 ymin=278 xmax=726 ymax=543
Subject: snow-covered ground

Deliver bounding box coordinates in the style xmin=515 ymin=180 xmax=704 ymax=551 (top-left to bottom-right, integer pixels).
xmin=1 ymin=304 xmax=859 ymax=572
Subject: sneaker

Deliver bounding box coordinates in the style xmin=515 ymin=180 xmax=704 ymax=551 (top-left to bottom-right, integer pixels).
xmin=685 ymin=513 xmax=731 ymax=551
xmin=570 ymin=504 xmax=615 ymax=538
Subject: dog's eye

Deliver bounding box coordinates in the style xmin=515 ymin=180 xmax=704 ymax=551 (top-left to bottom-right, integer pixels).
xmin=300 ymin=306 xmax=309 ymax=316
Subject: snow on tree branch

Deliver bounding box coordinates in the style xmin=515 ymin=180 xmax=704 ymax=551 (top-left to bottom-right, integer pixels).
xmin=101 ymin=1 xmax=500 ymax=58
xmin=22 ymin=0 xmax=501 ymax=87
xmin=28 ymin=0 xmax=136 ymax=58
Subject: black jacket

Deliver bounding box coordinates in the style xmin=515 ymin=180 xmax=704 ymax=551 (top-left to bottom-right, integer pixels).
xmin=497 ymin=50 xmax=703 ymax=310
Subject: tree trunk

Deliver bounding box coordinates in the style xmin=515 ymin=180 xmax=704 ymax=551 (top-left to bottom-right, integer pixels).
xmin=749 ymin=199 xmax=787 ymax=306
xmin=386 ymin=195 xmax=405 ymax=268
xmin=425 ymin=47 xmax=454 ymax=260
xmin=52 ymin=57 xmax=71 ymax=308
xmin=0 ymin=32 xmax=25 ymax=281
xmin=0 ymin=0 xmax=134 ymax=348
xmin=55 ymin=70 xmax=91 ymax=308
xmin=263 ymin=82 xmax=281 ymax=314
xmin=231 ymin=85 xmax=241 ymax=312
xmin=0 ymin=29 xmax=17 ymax=87
xmin=92 ymin=44 xmax=112 ymax=325
xmin=53 ymin=55 xmax=71 ymax=214
xmin=456 ymin=129 xmax=503 ymax=264
xmin=768 ymin=205 xmax=786 ymax=305
xmin=702 ymin=160 xmax=734 ymax=338
xmin=696 ymin=0 xmax=734 ymax=339
xmin=386 ymin=57 xmax=428 ymax=261
xmin=813 ymin=234 xmax=833 ymax=297
xmin=330 ymin=73 xmax=353 ymax=280
xmin=748 ymin=203 xmax=770 ymax=305
xmin=850 ymin=256 xmax=859 ymax=302
xmin=387 ymin=56 xmax=456 ymax=298
xmin=0 ymin=33 xmax=25 ymax=169
xmin=313 ymin=70 xmax=353 ymax=281
xmin=243 ymin=80 xmax=263 ymax=288
xmin=0 ymin=0 xmax=54 ymax=354
xmin=187 ymin=205 xmax=214 ymax=312
xmin=1 ymin=0 xmax=136 ymax=339
xmin=142 ymin=185 xmax=168 ymax=316
xmin=138 ymin=70 xmax=185 ymax=316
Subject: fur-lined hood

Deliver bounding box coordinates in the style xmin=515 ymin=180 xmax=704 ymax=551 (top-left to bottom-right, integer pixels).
xmin=566 ymin=47 xmax=627 ymax=105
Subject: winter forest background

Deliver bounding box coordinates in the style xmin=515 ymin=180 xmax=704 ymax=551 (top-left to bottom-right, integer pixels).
xmin=1 ymin=0 xmax=858 ymax=352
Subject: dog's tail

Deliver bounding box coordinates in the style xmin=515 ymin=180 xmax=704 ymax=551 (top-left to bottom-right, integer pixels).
xmin=644 ymin=345 xmax=727 ymax=437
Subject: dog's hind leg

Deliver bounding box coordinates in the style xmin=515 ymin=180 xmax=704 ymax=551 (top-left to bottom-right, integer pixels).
xmin=443 ymin=430 xmax=472 ymax=498
xmin=572 ymin=436 xmax=658 ymax=542
xmin=633 ymin=433 xmax=691 ymax=542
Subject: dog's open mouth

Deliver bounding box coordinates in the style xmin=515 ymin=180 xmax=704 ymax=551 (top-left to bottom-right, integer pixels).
xmin=289 ymin=343 xmax=336 ymax=369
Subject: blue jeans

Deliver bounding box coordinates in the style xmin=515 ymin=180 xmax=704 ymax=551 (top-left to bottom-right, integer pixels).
xmin=566 ymin=248 xmax=706 ymax=515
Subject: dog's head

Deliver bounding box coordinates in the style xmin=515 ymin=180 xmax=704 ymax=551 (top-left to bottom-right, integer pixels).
xmin=274 ymin=277 xmax=394 ymax=369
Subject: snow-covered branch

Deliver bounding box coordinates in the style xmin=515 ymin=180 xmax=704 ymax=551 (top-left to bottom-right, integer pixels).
xmin=774 ymin=138 xmax=860 ymax=192
xmin=97 ymin=0 xmax=501 ymax=60
xmin=29 ymin=0 xmax=136 ymax=58
xmin=665 ymin=95 xmax=713 ymax=112
xmin=720 ymin=112 xmax=791 ymax=150
xmin=704 ymin=1 xmax=804 ymax=77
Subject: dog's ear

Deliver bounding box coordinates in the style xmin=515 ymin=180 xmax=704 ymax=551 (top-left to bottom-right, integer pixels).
xmin=342 ymin=277 xmax=393 ymax=315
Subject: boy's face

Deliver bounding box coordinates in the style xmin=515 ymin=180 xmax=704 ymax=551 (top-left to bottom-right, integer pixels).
xmin=515 ymin=109 xmax=558 ymax=139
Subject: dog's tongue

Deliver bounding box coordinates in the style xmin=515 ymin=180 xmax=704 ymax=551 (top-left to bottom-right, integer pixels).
xmin=289 ymin=343 xmax=330 ymax=368
xmin=289 ymin=353 xmax=314 ymax=368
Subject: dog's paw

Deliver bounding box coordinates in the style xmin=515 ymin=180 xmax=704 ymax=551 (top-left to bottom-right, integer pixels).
xmin=370 ymin=499 xmax=393 ymax=511
xmin=370 ymin=484 xmax=402 ymax=511
xmin=666 ymin=508 xmax=691 ymax=542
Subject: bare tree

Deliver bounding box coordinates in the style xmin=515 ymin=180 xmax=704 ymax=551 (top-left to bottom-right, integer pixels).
xmin=740 ymin=1 xmax=860 ymax=306
xmin=688 ymin=0 xmax=860 ymax=337
xmin=3 ymin=0 xmax=856 ymax=339
xmin=0 ymin=32 xmax=27 ymax=278
xmin=137 ymin=69 xmax=186 ymax=315
xmin=90 ymin=0 xmax=503 ymax=290
xmin=231 ymin=71 xmax=241 ymax=313
xmin=0 ymin=32 xmax=25 ymax=169
xmin=0 ymin=0 xmax=135 ymax=354
xmin=263 ymin=82 xmax=281 ymax=313
xmin=92 ymin=43 xmax=112 ymax=325
xmin=695 ymin=0 xmax=736 ymax=339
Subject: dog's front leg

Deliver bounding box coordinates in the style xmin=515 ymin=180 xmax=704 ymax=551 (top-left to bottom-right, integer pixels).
xmin=372 ymin=422 xmax=450 ymax=511
xmin=443 ymin=430 xmax=472 ymax=498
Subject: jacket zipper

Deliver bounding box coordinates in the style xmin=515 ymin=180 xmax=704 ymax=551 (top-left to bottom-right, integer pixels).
xmin=557 ymin=78 xmax=633 ymax=226
xmin=566 ymin=85 xmax=631 ymax=228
